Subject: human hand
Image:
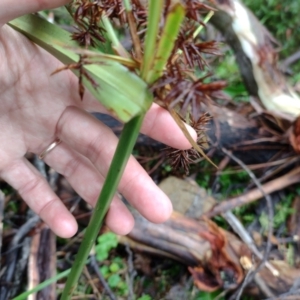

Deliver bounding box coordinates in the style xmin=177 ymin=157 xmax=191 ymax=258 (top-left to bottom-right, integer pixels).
xmin=0 ymin=0 xmax=196 ymax=238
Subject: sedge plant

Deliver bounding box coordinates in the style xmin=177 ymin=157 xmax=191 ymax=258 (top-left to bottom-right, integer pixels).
xmin=9 ymin=0 xmax=225 ymax=298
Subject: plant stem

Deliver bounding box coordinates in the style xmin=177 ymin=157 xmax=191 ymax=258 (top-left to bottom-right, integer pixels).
xmin=123 ymin=0 xmax=131 ymax=11
xmin=64 ymin=4 xmax=73 ymax=19
xmin=193 ymin=10 xmax=215 ymax=38
xmin=61 ymin=114 xmax=145 ymax=300
xmin=12 ymin=269 xmax=71 ymax=300
xmin=102 ymin=14 xmax=129 ymax=58
xmin=146 ymin=3 xmax=185 ymax=84
xmin=141 ymin=0 xmax=164 ymax=77
xmin=9 ymin=14 xmax=150 ymax=123
xmin=123 ymin=0 xmax=142 ymax=61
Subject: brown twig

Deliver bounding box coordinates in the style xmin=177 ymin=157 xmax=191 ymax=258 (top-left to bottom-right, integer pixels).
xmin=0 ymin=215 xmax=40 ymax=300
xmin=89 ymin=251 xmax=117 ymax=300
xmin=83 ymin=266 xmax=102 ymax=299
xmin=125 ymin=244 xmax=136 ymax=300
xmin=126 ymin=6 xmax=142 ymax=60
xmin=205 ymin=166 xmax=300 ymax=218
xmin=11 ymin=237 xmax=32 ymax=299
xmin=221 ymin=156 xmax=299 ymax=174
xmin=223 ymin=211 xmax=278 ymax=276
xmin=233 ymin=268 xmax=254 ymax=300
xmin=265 ymin=288 xmax=300 ymax=300
xmin=220 ymin=148 xmax=274 ymax=300
xmin=254 ymin=273 xmax=276 ymax=298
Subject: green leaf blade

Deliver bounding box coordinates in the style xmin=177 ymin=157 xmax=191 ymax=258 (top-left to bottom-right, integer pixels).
xmin=141 ymin=0 xmax=164 ymax=78
xmin=147 ymin=3 xmax=186 ymax=84
xmin=9 ymin=14 xmax=152 ymax=122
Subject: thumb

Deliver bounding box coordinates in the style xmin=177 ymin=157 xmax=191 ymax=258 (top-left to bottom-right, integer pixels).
xmin=0 ymin=0 xmax=70 ymax=25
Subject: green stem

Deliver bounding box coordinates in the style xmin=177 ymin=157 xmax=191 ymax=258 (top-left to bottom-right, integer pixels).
xmin=64 ymin=4 xmax=73 ymax=18
xmin=61 ymin=114 xmax=145 ymax=300
xmin=146 ymin=3 xmax=185 ymax=84
xmin=102 ymin=15 xmax=129 ymax=58
xmin=123 ymin=0 xmax=131 ymax=11
xmin=101 ymin=15 xmax=120 ymax=49
xmin=123 ymin=0 xmax=142 ymax=61
xmin=193 ymin=10 xmax=215 ymax=38
xmin=12 ymin=269 xmax=71 ymax=300
xmin=141 ymin=0 xmax=164 ymax=77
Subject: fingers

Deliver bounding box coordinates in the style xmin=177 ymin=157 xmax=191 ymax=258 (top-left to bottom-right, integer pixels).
xmin=56 ymin=106 xmax=173 ymax=223
xmin=140 ymin=103 xmax=197 ymax=150
xmin=43 ymin=142 xmax=135 ymax=235
xmin=82 ymin=99 xmax=197 ymax=150
xmin=0 ymin=158 xmax=77 ymax=238
xmin=105 ymin=198 xmax=135 ymax=234
xmin=0 ymin=0 xmax=70 ymax=25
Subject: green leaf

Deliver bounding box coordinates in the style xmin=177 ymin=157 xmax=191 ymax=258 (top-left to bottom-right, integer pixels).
xmin=109 ymin=262 xmax=121 ymax=273
xmin=8 ymin=14 xmax=152 ymax=122
xmin=138 ymin=295 xmax=152 ymax=300
xmin=141 ymin=0 xmax=164 ymax=77
xmin=108 ymin=274 xmax=121 ymax=288
xmin=95 ymin=232 xmax=118 ymax=261
xmin=60 ymin=114 xmax=145 ymax=299
xmin=147 ymin=3 xmax=186 ymax=84
xmin=101 ymin=14 xmax=130 ymax=58
xmin=97 ymin=232 xmax=118 ymax=244
xmin=12 ymin=269 xmax=71 ymax=300
xmin=100 ymin=265 xmax=110 ymax=278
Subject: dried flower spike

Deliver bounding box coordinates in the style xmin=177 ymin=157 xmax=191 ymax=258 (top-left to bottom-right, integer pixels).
xmin=72 ymin=0 xmax=106 ymax=47
xmin=165 ymin=113 xmax=212 ymax=175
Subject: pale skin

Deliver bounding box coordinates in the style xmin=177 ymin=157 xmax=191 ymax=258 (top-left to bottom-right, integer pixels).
xmin=0 ymin=0 xmax=196 ymax=238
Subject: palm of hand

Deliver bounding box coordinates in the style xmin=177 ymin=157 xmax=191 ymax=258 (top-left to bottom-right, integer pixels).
xmin=1 ymin=25 xmax=78 ymax=150
xmin=0 ymin=23 xmax=194 ymax=238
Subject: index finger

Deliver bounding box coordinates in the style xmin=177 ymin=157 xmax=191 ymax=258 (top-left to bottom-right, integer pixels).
xmin=140 ymin=103 xmax=196 ymax=150
xmin=0 ymin=0 xmax=69 ymax=25
xmin=82 ymin=96 xmax=197 ymax=150
xmin=56 ymin=106 xmax=173 ymax=223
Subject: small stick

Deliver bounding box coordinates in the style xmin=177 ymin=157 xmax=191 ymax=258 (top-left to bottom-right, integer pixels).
xmin=0 ymin=215 xmax=40 ymax=300
xmin=83 ymin=266 xmax=101 ymax=299
xmin=221 ymin=148 xmax=274 ymax=300
xmin=124 ymin=0 xmax=142 ymax=61
xmin=125 ymin=244 xmax=136 ymax=300
xmin=205 ymin=166 xmax=300 ymax=218
xmin=89 ymin=250 xmax=117 ymax=300
xmin=254 ymin=273 xmax=276 ymax=298
xmin=223 ymin=211 xmax=279 ymax=276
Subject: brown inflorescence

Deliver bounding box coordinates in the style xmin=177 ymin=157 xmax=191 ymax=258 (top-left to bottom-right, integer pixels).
xmin=164 ymin=113 xmax=212 ymax=175
xmin=177 ymin=23 xmax=222 ymax=69
xmin=64 ymin=1 xmax=227 ymax=170
xmin=185 ymin=0 xmax=216 ymax=23
xmin=72 ymin=0 xmax=106 ymax=47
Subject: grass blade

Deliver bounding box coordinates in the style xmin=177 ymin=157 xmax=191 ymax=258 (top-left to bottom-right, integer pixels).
xmin=9 ymin=14 xmax=152 ymax=122
xmin=60 ymin=114 xmax=145 ymax=299
xmin=147 ymin=3 xmax=185 ymax=84
xmin=141 ymin=0 xmax=164 ymax=77
xmin=123 ymin=0 xmax=142 ymax=60
xmin=12 ymin=269 xmax=71 ymax=300
xmin=101 ymin=14 xmax=130 ymax=58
